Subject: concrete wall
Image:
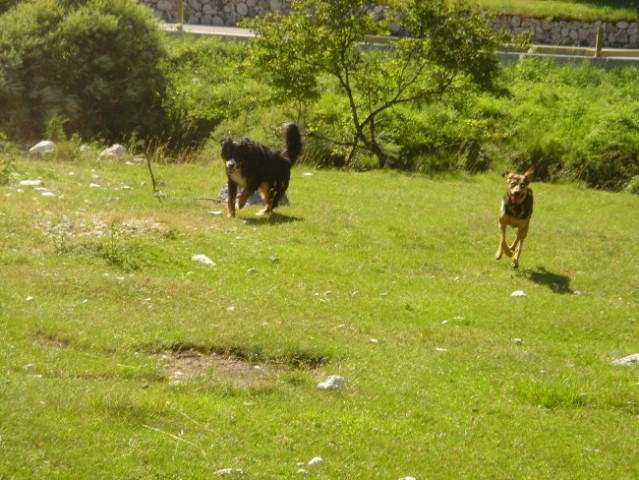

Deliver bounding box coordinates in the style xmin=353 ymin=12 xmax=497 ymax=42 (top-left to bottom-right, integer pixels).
xmin=136 ymin=0 xmax=639 ymax=48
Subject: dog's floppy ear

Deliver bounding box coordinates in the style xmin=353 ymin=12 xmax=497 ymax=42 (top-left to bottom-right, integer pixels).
xmin=524 ymin=166 xmax=536 ymax=183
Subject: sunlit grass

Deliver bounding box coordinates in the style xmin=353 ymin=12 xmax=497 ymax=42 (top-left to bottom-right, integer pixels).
xmin=1 ymin=153 xmax=637 ymax=479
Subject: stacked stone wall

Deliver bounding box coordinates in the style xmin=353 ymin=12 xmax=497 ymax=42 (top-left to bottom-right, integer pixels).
xmin=136 ymin=0 xmax=639 ymax=48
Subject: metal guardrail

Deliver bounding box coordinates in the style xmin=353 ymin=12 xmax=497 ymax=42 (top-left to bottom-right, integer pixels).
xmin=161 ymin=22 xmax=639 ymax=61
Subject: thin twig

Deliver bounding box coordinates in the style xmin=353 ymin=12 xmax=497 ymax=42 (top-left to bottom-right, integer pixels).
xmin=142 ymin=424 xmax=207 ymax=457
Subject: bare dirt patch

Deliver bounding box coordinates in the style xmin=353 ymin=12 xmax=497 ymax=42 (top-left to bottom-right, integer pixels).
xmin=164 ymin=350 xmax=274 ymax=387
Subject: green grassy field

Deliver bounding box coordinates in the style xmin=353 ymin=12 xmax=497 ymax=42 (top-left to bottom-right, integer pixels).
xmin=478 ymin=0 xmax=639 ymax=21
xmin=1 ymin=155 xmax=638 ymax=479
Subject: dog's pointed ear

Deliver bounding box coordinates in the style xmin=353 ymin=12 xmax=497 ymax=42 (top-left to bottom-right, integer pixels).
xmin=524 ymin=166 xmax=536 ymax=183
xmin=502 ymin=170 xmax=511 ymax=179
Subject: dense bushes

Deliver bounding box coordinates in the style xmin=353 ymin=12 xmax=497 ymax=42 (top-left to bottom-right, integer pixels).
xmin=490 ymin=59 xmax=639 ymax=189
xmin=161 ymin=36 xmax=271 ymax=149
xmin=0 ymin=0 xmax=167 ymax=142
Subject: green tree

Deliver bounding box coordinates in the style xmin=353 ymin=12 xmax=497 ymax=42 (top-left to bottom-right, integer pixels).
xmin=243 ymin=0 xmax=504 ymax=168
xmin=0 ymin=0 xmax=167 ymax=142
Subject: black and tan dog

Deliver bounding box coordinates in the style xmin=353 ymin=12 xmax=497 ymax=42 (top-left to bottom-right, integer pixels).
xmin=220 ymin=123 xmax=302 ymax=218
xmin=496 ymin=167 xmax=535 ymax=269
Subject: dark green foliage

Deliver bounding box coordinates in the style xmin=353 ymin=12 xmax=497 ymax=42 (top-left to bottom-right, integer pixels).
xmin=0 ymin=0 xmax=22 ymax=14
xmin=161 ymin=36 xmax=271 ymax=149
xmin=0 ymin=0 xmax=167 ymax=142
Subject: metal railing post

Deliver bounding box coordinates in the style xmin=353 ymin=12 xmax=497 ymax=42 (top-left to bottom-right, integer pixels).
xmin=595 ymin=26 xmax=604 ymax=57
xmin=177 ymin=0 xmax=184 ymax=31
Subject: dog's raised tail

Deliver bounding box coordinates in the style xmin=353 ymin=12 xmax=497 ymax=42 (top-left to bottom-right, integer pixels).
xmin=284 ymin=123 xmax=302 ymax=165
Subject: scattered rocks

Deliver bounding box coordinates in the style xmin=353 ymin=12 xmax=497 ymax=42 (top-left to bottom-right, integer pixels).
xmin=317 ymin=375 xmax=345 ymax=390
xmin=611 ymin=353 xmax=639 ymax=366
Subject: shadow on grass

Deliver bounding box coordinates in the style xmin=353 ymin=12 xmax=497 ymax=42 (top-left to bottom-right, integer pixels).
xmin=241 ymin=212 xmax=303 ymax=225
xmin=526 ymin=266 xmax=574 ymax=294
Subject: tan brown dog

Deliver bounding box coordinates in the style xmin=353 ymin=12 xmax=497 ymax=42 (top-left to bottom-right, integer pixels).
xmin=496 ymin=167 xmax=535 ymax=269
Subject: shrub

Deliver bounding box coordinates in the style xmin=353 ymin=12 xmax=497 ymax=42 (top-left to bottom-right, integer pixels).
xmin=625 ymin=176 xmax=639 ymax=195
xmin=162 ymin=36 xmax=271 ymax=149
xmin=0 ymin=0 xmax=167 ymax=143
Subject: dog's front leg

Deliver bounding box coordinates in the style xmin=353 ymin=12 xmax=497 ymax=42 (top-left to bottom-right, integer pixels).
xmin=238 ymin=188 xmax=253 ymax=210
xmin=511 ymin=224 xmax=529 ymax=269
xmin=496 ymin=221 xmax=511 ymax=260
xmin=227 ymin=181 xmax=237 ymax=218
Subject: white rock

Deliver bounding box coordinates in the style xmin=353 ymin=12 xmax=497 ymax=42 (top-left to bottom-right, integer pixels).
xmin=191 ymin=254 xmax=216 ymax=267
xmin=318 ymin=375 xmax=345 ymax=390
xmin=611 ymin=353 xmax=639 ymax=366
xmin=513 ymin=338 xmax=524 ymax=346
xmin=19 ymin=180 xmax=43 ymax=187
xmin=307 ymin=457 xmax=323 ymax=466
xmin=214 ymin=468 xmax=244 ymax=476
xmin=80 ymin=145 xmax=93 ymax=157
xmin=40 ymin=191 xmax=55 ymax=197
xmin=511 ymin=290 xmax=527 ymax=297
xmin=399 ymin=477 xmax=417 ymax=480
xmin=28 ymin=140 xmax=55 ymax=157
xmin=99 ymin=144 xmax=126 ymax=158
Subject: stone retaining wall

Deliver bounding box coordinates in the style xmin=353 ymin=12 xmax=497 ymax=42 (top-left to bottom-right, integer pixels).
xmin=136 ymin=0 xmax=639 ymax=48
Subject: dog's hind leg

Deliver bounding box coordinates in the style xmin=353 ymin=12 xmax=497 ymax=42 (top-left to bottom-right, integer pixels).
xmin=256 ymin=183 xmax=272 ymax=216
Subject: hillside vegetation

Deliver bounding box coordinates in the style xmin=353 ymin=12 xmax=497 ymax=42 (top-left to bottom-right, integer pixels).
xmin=478 ymin=0 xmax=639 ymax=21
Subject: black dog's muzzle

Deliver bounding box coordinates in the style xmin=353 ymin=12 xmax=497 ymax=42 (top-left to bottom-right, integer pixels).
xmin=225 ymin=158 xmax=237 ymax=173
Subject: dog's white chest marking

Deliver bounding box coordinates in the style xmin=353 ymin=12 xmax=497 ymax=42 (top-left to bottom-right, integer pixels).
xmin=227 ymin=161 xmax=247 ymax=187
